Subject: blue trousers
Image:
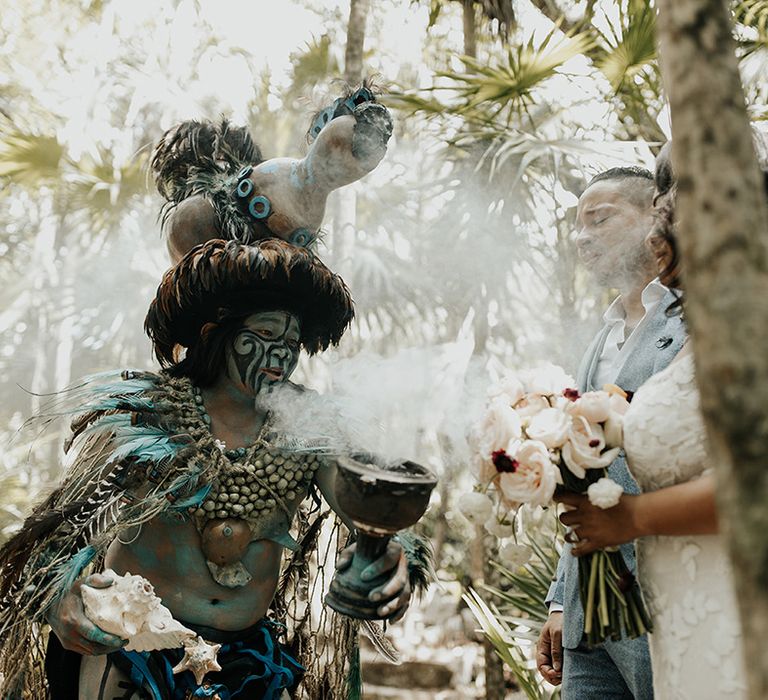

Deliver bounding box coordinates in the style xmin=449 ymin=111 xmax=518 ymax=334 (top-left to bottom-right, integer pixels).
xmin=562 ymin=635 xmax=653 ymax=700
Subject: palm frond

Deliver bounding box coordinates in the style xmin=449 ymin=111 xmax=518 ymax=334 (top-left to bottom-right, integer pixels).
xmin=439 ymin=27 xmax=594 ymax=115
xmin=591 ymin=1 xmax=658 ymax=92
xmin=735 ymin=0 xmax=768 ymax=32
xmin=734 ymin=0 xmax=768 ymax=55
xmin=464 ymin=588 xmax=558 ymax=699
xmin=0 ymin=119 xmax=65 ymax=184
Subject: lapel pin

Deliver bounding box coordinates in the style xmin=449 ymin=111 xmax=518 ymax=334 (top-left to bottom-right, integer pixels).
xmin=656 ymin=336 xmax=673 ymax=349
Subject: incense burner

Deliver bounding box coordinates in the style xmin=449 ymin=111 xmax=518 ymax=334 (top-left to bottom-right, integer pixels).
xmin=326 ymin=454 xmax=437 ymax=620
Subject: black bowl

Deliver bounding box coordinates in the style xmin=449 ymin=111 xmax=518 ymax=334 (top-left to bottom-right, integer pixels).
xmin=334 ymin=454 xmax=438 ymax=534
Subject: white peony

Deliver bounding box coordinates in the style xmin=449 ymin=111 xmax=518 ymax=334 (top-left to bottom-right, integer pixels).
xmin=587 ymin=478 xmax=624 ymax=509
xmin=608 ymin=392 xmax=631 ymax=416
xmin=487 ymin=373 xmax=525 ymax=406
xmin=520 ymin=364 xmax=576 ymax=397
xmin=498 ymin=440 xmax=559 ymax=507
xmin=521 ymin=503 xmax=548 ymax=527
xmin=470 ymin=453 xmax=498 ymax=485
xmin=568 ymin=391 xmax=611 ymax=423
xmin=526 ymin=407 xmax=571 ymax=449
xmin=603 ymin=413 xmax=624 ymax=448
xmin=499 ymin=543 xmax=533 ymax=569
xmin=514 ymin=393 xmax=550 ymax=420
xmin=562 ymin=417 xmax=621 ymax=479
xmin=473 ymin=397 xmax=523 ymax=457
xmin=484 ymin=516 xmax=516 ymax=539
xmin=458 ymin=492 xmax=494 ymax=524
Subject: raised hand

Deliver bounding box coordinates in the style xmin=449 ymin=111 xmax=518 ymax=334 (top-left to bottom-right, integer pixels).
xmin=47 ymin=573 xmax=128 ymax=655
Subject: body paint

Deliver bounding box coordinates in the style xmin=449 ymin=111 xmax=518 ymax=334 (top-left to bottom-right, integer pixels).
xmin=226 ymin=311 xmax=301 ymax=396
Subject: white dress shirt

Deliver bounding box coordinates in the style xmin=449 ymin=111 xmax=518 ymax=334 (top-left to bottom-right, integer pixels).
xmin=592 ymin=279 xmax=668 ymax=390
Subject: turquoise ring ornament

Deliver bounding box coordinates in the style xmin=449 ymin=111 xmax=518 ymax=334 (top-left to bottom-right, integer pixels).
xmin=288 ymin=228 xmax=314 ymax=248
xmin=310 ymin=86 xmax=377 ymax=140
xmin=248 ymin=195 xmax=271 ymax=220
xmin=236 ymin=178 xmax=254 ymax=198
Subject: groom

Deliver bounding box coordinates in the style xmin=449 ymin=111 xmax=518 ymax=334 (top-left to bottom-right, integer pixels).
xmin=536 ymin=167 xmax=686 ymax=698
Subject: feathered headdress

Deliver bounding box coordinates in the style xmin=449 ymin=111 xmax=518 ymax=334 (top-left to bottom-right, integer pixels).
xmin=151 ymin=84 xmax=393 ymax=261
xmin=144 ymin=238 xmax=355 ymax=362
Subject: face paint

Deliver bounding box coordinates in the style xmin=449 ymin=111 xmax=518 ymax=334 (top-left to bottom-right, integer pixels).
xmin=226 ymin=311 xmax=301 ymax=396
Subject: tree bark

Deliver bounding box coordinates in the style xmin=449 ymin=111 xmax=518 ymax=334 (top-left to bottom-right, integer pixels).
xmin=656 ymin=1 xmax=768 ymax=696
xmin=333 ymin=0 xmax=370 ymax=269
xmin=462 ymin=0 xmax=477 ymax=58
xmin=344 ymin=0 xmax=369 ymax=85
xmin=478 ymin=530 xmax=505 ymax=700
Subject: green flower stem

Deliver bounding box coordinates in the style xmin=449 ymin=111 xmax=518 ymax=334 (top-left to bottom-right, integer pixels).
xmin=598 ymin=553 xmax=609 ymax=629
xmin=583 ymin=553 xmax=599 ymax=636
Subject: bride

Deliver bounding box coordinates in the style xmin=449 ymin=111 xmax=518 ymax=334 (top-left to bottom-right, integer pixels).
xmin=556 ymin=144 xmax=748 ymax=699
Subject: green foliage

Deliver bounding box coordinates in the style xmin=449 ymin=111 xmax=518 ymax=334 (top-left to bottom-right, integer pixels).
xmin=289 ymin=35 xmax=342 ymax=93
xmin=735 ymin=0 xmax=768 ymax=55
xmin=586 ymin=0 xmax=664 ymax=142
xmin=465 ymin=517 xmax=562 ymax=698
xmin=447 ymin=30 xmax=593 ymax=118
xmin=396 ymin=26 xmax=593 ymax=122
xmin=482 ymin=528 xmax=560 ymax=627
xmin=591 ymin=1 xmax=657 ymax=92
xmin=0 ymin=119 xmax=65 ymax=184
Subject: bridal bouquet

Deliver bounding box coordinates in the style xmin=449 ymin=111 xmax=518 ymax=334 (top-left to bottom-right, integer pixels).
xmin=463 ymin=365 xmax=652 ymax=645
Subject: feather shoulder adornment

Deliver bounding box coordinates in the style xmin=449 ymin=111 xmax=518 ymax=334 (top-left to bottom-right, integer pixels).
xmin=0 ymin=370 xmax=220 ymax=694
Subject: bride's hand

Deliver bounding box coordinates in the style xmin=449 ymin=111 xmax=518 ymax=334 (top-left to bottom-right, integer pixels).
xmin=554 ymin=492 xmax=644 ymax=556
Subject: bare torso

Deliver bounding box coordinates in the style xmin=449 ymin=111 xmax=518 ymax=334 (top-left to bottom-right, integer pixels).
xmin=104 ymin=517 xmax=283 ymax=630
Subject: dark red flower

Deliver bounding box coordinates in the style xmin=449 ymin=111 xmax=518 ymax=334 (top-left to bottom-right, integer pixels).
xmin=563 ymin=388 xmax=581 ymax=402
xmin=618 ymin=571 xmax=636 ymax=593
xmin=589 ymin=439 xmax=600 ymax=448
xmin=492 ymin=449 xmax=519 ymax=473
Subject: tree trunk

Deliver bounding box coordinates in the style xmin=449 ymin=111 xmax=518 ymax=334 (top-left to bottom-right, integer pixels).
xmin=656 ymin=1 xmax=768 ymax=696
xmin=344 ymin=0 xmax=369 ymax=85
xmin=333 ymin=0 xmax=370 ymax=268
xmin=462 ymin=0 xmax=477 ymax=58
xmin=482 ymin=532 xmax=505 ymax=700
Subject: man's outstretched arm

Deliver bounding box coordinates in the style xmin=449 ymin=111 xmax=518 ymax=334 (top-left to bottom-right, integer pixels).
xmin=537 ymin=547 xmax=567 ymax=685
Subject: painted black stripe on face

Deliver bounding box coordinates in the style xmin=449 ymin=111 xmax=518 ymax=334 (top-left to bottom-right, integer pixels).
xmin=227 ymin=312 xmax=301 ymax=396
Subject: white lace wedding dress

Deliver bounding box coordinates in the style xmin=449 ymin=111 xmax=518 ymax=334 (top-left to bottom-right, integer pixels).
xmin=622 ymin=352 xmax=747 ymax=699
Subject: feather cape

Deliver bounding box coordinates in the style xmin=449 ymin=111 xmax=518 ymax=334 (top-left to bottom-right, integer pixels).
xmin=0 ymin=370 xmax=433 ymax=698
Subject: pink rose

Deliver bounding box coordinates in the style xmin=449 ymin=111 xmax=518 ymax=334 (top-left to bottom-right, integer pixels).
xmin=562 ymin=416 xmax=621 ymax=479
xmin=514 ymin=394 xmax=550 ymax=420
xmin=473 ymin=397 xmax=523 ymax=458
xmin=488 ymin=374 xmax=525 ymax=406
xmin=608 ymin=392 xmax=630 ymax=416
xmin=470 ymin=454 xmax=498 ymax=484
xmin=498 ymin=440 xmax=559 ymax=507
xmin=568 ymin=391 xmax=611 ymax=423
xmin=525 ymin=407 xmax=571 ymax=449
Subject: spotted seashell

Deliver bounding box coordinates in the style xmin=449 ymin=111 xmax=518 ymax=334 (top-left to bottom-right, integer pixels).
xmin=82 ymin=570 xmax=196 ymax=652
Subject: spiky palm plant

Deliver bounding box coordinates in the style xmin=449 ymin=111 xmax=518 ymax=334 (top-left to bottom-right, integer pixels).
xmin=465 ymin=522 xmax=562 ymax=700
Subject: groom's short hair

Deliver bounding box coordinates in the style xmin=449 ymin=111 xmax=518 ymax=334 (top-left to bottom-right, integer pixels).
xmin=584 ymin=166 xmax=655 ymax=210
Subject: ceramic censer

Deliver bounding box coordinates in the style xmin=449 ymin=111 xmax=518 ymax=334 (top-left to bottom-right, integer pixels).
xmin=325 ymin=454 xmax=437 ymax=620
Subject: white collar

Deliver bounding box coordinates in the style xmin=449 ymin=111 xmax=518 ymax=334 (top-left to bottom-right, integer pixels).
xmin=603 ymin=278 xmax=667 ymax=325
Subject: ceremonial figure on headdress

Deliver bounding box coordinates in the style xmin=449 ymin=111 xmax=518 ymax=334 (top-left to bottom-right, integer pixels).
xmin=151 ymin=81 xmax=393 ymax=260
xmin=0 ymin=87 xmax=430 ymax=700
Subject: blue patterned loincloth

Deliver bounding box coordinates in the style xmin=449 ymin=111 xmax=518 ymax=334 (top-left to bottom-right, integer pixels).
xmin=111 ymin=618 xmax=303 ymax=700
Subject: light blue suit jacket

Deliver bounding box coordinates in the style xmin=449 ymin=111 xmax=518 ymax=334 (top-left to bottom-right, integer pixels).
xmin=546 ymin=289 xmax=686 ymax=649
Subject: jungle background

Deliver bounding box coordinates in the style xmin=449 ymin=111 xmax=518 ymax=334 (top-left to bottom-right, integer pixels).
xmin=1 ymin=1 xmax=766 ymax=697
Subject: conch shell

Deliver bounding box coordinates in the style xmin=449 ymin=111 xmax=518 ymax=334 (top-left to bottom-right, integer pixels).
xmin=81 ymin=569 xmax=196 ymax=652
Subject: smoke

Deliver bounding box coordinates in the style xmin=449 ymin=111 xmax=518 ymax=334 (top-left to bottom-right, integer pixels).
xmin=261 ymin=316 xmax=481 ymax=469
